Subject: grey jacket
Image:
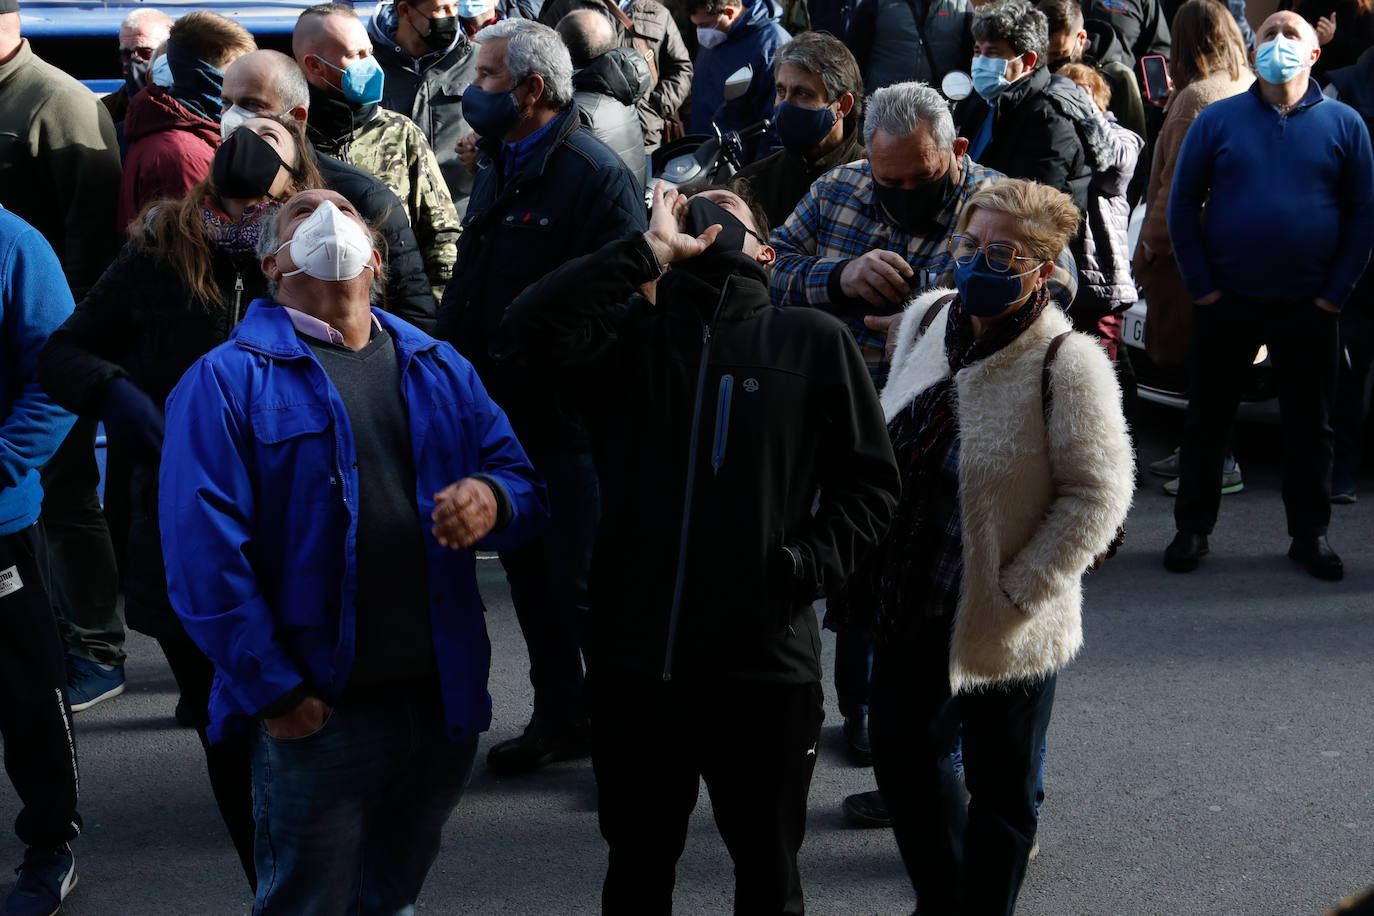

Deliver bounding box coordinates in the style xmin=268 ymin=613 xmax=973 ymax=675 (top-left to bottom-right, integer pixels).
xmin=574 ymin=48 xmax=652 ymax=189
xmin=369 ymin=0 xmax=479 ymax=215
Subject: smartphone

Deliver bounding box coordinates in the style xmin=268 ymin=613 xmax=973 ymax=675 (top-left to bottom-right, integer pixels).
xmin=1140 ymin=54 xmax=1170 ymax=102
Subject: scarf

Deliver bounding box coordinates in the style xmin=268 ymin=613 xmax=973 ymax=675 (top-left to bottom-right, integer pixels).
xmin=200 ymin=200 xmax=281 ymax=258
xmin=166 ymin=40 xmax=224 ymax=124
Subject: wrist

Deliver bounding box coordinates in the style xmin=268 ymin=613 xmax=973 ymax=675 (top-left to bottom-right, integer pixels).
xmin=641 ymin=232 xmax=675 ymax=269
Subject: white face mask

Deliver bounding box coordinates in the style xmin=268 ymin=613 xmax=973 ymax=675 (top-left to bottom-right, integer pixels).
xmin=219 ymin=104 xmax=259 ymax=140
xmin=696 ymin=27 xmax=727 ymax=49
xmin=277 ymin=200 xmax=376 ymax=282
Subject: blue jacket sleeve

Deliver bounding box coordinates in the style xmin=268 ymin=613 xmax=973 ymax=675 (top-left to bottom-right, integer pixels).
xmin=1165 ymin=111 xmax=1217 ymax=302
xmin=0 ymin=225 xmax=76 ymax=492
xmin=1324 ymin=112 xmax=1374 ymax=307
xmin=159 ymin=358 xmax=306 ymax=717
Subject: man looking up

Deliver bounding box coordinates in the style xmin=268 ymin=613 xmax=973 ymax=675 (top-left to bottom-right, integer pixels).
xmin=1163 ymin=11 xmax=1374 ymax=579
xmin=158 ymin=188 xmax=546 ymax=913
xmin=221 ymin=48 xmax=438 ymax=329
xmin=437 ymin=17 xmax=644 ymax=778
xmin=293 ymin=2 xmax=461 ymax=301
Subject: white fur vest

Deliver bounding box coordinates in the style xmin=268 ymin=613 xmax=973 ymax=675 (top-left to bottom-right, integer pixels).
xmin=882 ymin=289 xmax=1135 ymax=692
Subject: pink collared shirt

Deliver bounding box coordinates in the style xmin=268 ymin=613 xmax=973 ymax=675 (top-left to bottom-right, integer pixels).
xmin=282 ymin=305 xmax=382 ymax=346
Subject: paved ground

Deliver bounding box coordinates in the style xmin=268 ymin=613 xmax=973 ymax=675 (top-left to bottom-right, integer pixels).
xmin=2 ymin=402 xmax=1372 ymax=915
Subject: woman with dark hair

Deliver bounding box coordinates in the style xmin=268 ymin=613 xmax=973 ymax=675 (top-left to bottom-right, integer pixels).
xmin=1281 ymin=0 xmax=1374 ymax=77
xmin=1133 ymin=0 xmax=1252 ymax=488
xmin=37 ymin=116 xmax=323 ymax=888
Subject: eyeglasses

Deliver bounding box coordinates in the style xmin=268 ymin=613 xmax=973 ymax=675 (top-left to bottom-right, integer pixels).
xmin=119 ymin=46 xmax=157 ymax=62
xmin=948 ymin=234 xmax=1045 ymax=272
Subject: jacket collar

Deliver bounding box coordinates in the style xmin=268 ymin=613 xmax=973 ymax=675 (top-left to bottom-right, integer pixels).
xmin=1247 ymin=76 xmax=1326 ymax=114
xmin=0 ymin=38 xmax=34 ymax=89
xmin=660 ymin=263 xmax=773 ymax=326
xmin=996 ymin=64 xmax=1050 ymax=111
xmin=233 ymin=299 xmax=440 ymax=367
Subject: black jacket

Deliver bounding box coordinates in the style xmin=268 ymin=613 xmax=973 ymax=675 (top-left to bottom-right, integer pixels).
xmin=1086 ymin=0 xmax=1170 ymax=65
xmin=436 ymin=103 xmax=646 ymax=452
xmin=37 ymin=240 xmax=265 ymax=636
xmin=504 ymin=236 xmax=900 ymax=683
xmin=955 ymin=66 xmax=1093 ymax=213
xmin=314 ymin=149 xmax=438 ymax=333
xmin=573 ymin=48 xmax=653 ymax=189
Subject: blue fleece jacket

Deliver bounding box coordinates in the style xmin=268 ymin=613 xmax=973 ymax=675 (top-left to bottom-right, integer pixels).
xmin=1167 ymin=79 xmax=1374 ymax=308
xmin=0 ymin=208 xmax=76 ymax=536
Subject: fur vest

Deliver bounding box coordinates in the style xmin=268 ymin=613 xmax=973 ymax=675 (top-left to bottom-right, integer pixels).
xmin=882 ymin=289 xmax=1134 ymax=692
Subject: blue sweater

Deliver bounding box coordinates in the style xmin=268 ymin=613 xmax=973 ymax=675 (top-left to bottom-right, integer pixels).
xmin=1167 ymin=79 xmax=1374 ymax=308
xmin=0 ymin=208 xmax=76 ymax=536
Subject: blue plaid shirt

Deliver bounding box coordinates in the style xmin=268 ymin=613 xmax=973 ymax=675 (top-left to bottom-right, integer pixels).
xmin=769 ymin=156 xmax=1079 ymax=354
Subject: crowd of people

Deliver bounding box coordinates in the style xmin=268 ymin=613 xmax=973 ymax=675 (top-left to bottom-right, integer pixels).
xmin=0 ymin=0 xmax=1371 ymax=911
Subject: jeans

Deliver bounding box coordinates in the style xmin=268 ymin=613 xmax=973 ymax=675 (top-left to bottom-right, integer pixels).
xmin=250 ymin=691 xmax=478 ymax=916
xmin=833 ymin=630 xmax=873 ymax=721
xmin=1177 ymin=293 xmax=1339 ymax=538
xmin=498 ymin=449 xmax=599 ymax=728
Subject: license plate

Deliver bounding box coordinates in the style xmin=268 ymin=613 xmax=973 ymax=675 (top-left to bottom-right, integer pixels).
xmin=1121 ymin=305 xmax=1147 ymax=350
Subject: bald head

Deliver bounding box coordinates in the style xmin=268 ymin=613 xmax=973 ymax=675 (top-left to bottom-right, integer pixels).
xmin=293 ymin=4 xmax=373 ymax=92
xmin=223 ymin=49 xmax=311 ymax=122
xmin=1258 ymin=10 xmax=1319 ymax=49
xmin=556 ymin=9 xmax=616 ymax=68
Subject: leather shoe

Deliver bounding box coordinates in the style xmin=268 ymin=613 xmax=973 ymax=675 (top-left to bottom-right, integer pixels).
xmin=1163 ymin=531 xmax=1208 ymax=572
xmin=842 ymin=714 xmax=872 ymax=767
xmin=1289 ymin=536 xmax=1344 ymax=581
xmin=487 ymin=719 xmax=591 ymax=777
xmin=841 ymin=789 xmax=891 ymax=828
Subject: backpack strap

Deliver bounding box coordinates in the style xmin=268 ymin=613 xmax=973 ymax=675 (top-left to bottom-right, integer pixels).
xmin=917 ymin=292 xmax=957 ymax=337
xmin=601 ymin=0 xmax=660 ymax=85
xmin=1041 ymin=330 xmax=1072 ymax=420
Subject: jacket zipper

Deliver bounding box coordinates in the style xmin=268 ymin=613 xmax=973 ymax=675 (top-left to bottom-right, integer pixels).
xmin=232 ymin=272 xmax=244 ymax=327
xmin=711 ymin=374 xmax=733 ymax=474
xmin=662 ymin=279 xmax=732 ymax=681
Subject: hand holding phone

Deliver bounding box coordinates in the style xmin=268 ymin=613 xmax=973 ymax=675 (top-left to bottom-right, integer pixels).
xmin=1140 ymin=54 xmax=1171 ymax=103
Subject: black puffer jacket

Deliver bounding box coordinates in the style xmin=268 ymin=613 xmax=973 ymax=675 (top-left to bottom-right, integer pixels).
xmin=574 ymin=48 xmax=653 ymax=189
xmin=505 ymin=236 xmax=900 ymax=683
xmin=37 ymin=238 xmax=264 ymax=636
xmin=954 ymin=66 xmax=1093 ymax=213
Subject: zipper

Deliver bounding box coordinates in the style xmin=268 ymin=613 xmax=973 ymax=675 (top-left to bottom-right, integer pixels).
xmin=711 ymin=374 xmax=733 ymax=474
xmin=232 ymin=272 xmax=244 ymax=327
xmin=662 ymin=279 xmax=732 ymax=681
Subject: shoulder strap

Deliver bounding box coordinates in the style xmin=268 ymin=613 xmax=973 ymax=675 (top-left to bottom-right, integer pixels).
xmin=601 ymin=0 xmax=660 ymax=85
xmin=918 ymin=292 xmax=957 ymax=336
xmin=1041 ymin=330 xmax=1072 ymax=419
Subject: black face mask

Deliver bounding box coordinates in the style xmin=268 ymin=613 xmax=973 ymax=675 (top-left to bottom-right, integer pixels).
xmin=125 ymin=56 xmax=151 ymax=96
xmin=674 ymin=196 xmax=770 ymax=289
xmin=213 ymin=127 xmax=286 ymax=200
xmin=415 ymin=12 xmax=460 ymax=52
xmin=874 ymin=161 xmax=954 ymax=234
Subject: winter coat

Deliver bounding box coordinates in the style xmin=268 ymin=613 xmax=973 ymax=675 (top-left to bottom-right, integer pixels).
xmin=367 ymin=1 xmax=480 ymax=213
xmin=846 ymin=0 xmax=973 ymax=93
xmin=504 ymin=234 xmax=900 ymax=683
xmin=159 ymin=301 xmax=547 ymax=744
xmin=436 ymin=103 xmax=646 ymax=453
xmin=1075 ymin=111 xmax=1144 ymax=318
xmin=881 ymin=289 xmax=1133 ymax=692
xmin=1132 ymin=70 xmax=1252 ymax=367
xmin=954 ymin=67 xmax=1094 ymax=214
xmin=119 ymin=86 xmax=219 ymax=233
xmin=1085 ymin=0 xmax=1170 ymax=66
xmin=0 ymin=40 xmax=123 ymax=298
xmin=37 ymin=233 xmax=266 ymax=636
xmin=539 ymin=0 xmax=694 ymax=152
xmin=0 ymin=210 xmax=76 ymax=537
xmin=734 ymin=127 xmax=863 ymax=230
xmin=573 ymin=48 xmax=653 ymax=189
xmin=688 ymin=0 xmax=791 ymax=157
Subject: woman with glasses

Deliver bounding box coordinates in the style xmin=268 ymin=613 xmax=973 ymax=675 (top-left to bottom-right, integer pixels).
xmin=859 ymin=179 xmax=1133 ymax=915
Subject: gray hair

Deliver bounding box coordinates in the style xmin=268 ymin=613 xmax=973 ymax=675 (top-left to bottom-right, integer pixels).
xmin=972 ymin=0 xmax=1050 ymax=60
xmin=476 ymin=18 xmax=574 ymax=110
xmin=275 ymin=53 xmax=312 ymax=113
xmin=775 ymin=31 xmax=864 ymax=120
xmin=121 ymin=8 xmax=174 ymax=36
xmin=862 ymin=81 xmax=956 ymax=150
xmin=256 ymin=204 xmax=387 ymax=305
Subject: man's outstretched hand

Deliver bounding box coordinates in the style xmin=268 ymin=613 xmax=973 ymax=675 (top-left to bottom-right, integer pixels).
xmin=643 ymin=180 xmax=722 ymax=267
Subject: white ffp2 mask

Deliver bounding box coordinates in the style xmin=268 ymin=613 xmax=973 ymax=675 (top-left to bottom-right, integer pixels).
xmin=277 ymin=200 xmax=375 ymax=282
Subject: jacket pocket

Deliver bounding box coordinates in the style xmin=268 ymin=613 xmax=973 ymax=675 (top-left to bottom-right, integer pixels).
xmin=250 ymin=402 xmax=330 ymax=444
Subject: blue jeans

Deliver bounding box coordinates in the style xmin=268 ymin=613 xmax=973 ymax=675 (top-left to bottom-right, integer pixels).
xmin=833 ymin=630 xmax=873 ymax=721
xmin=250 ymin=692 xmax=479 ymax=916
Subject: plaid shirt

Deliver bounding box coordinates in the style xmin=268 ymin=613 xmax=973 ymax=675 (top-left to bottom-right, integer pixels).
xmin=769 ymin=156 xmax=1080 ymax=354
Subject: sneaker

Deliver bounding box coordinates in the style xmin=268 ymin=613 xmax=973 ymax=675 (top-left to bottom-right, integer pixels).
xmin=2 ymin=845 xmax=77 ymax=916
xmin=66 ymin=657 xmax=124 ymax=713
xmin=1148 ymin=447 xmax=1181 ymax=478
xmin=1162 ymin=459 xmax=1243 ymax=497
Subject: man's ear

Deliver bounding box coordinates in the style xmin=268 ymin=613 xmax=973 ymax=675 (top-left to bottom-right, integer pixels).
xmin=756 ymin=244 xmax=776 ymax=266
xmin=262 ymin=253 xmax=283 ymax=283
xmin=1076 ymin=29 xmax=1089 ymax=51
xmin=521 ymin=73 xmax=546 ymax=109
xmin=952 ymin=136 xmax=970 ymax=159
xmin=287 ymin=105 xmax=309 ymax=123
xmin=1022 ymin=49 xmax=1038 ymax=72
xmin=836 ymin=91 xmax=856 ymax=119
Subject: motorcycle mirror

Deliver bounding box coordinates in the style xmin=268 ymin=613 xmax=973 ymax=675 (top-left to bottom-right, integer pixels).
xmin=941 ymin=71 xmax=973 ymax=102
xmin=722 ymin=65 xmax=754 ymax=101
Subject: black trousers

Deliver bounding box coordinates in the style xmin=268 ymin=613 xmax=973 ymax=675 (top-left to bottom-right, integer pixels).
xmin=869 ymin=616 xmax=1055 ymax=916
xmin=589 ymin=667 xmax=824 ymax=916
xmin=0 ymin=524 xmax=82 ymax=849
xmin=1176 ymin=293 xmax=1340 ymax=538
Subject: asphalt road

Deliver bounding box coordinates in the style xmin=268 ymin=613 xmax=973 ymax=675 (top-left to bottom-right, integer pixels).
xmin=2 ymin=401 xmax=1372 ymax=916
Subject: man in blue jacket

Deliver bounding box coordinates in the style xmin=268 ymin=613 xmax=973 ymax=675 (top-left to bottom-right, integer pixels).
xmin=159 ymin=189 xmax=547 ymax=914
xmin=1163 ymin=11 xmax=1374 ymax=580
xmin=0 ymin=207 xmax=82 ymax=916
xmin=688 ymin=0 xmax=790 ymax=160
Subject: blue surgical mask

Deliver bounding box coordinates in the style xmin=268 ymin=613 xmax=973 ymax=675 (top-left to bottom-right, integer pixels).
xmin=971 ymin=55 xmax=1014 ymax=101
xmin=313 ymin=54 xmax=385 ymax=107
xmin=953 ymin=254 xmax=1042 ymax=317
xmin=1255 ymin=35 xmax=1309 ymax=85
xmin=773 ymin=101 xmax=838 ymax=153
xmin=457 ymin=0 xmax=495 ymax=18
xmin=461 ymin=84 xmax=523 ymax=139
xmin=151 ymin=55 xmax=174 ymax=88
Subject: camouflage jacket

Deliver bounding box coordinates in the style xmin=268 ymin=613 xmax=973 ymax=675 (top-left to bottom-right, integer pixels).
xmin=307 ymin=93 xmax=460 ymax=302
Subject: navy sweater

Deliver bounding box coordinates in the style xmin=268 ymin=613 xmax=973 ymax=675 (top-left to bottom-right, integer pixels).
xmin=1167 ymin=79 xmax=1374 ymax=308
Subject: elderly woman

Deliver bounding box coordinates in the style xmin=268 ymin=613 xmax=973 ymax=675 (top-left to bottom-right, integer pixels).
xmin=37 ymin=116 xmax=322 ymax=888
xmin=865 ymin=179 xmax=1133 ymax=915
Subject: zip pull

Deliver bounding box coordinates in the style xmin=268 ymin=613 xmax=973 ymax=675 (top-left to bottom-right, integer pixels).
xmin=232 ymin=273 xmax=244 ymax=327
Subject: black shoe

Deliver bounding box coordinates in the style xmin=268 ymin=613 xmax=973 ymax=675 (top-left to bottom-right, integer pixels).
xmin=1163 ymin=531 xmax=1208 ymax=572
xmin=842 ymin=714 xmax=872 ymax=767
xmin=841 ymin=790 xmax=891 ymax=828
xmin=486 ymin=719 xmax=591 ymax=777
xmin=1289 ymin=536 xmax=1344 ymax=581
